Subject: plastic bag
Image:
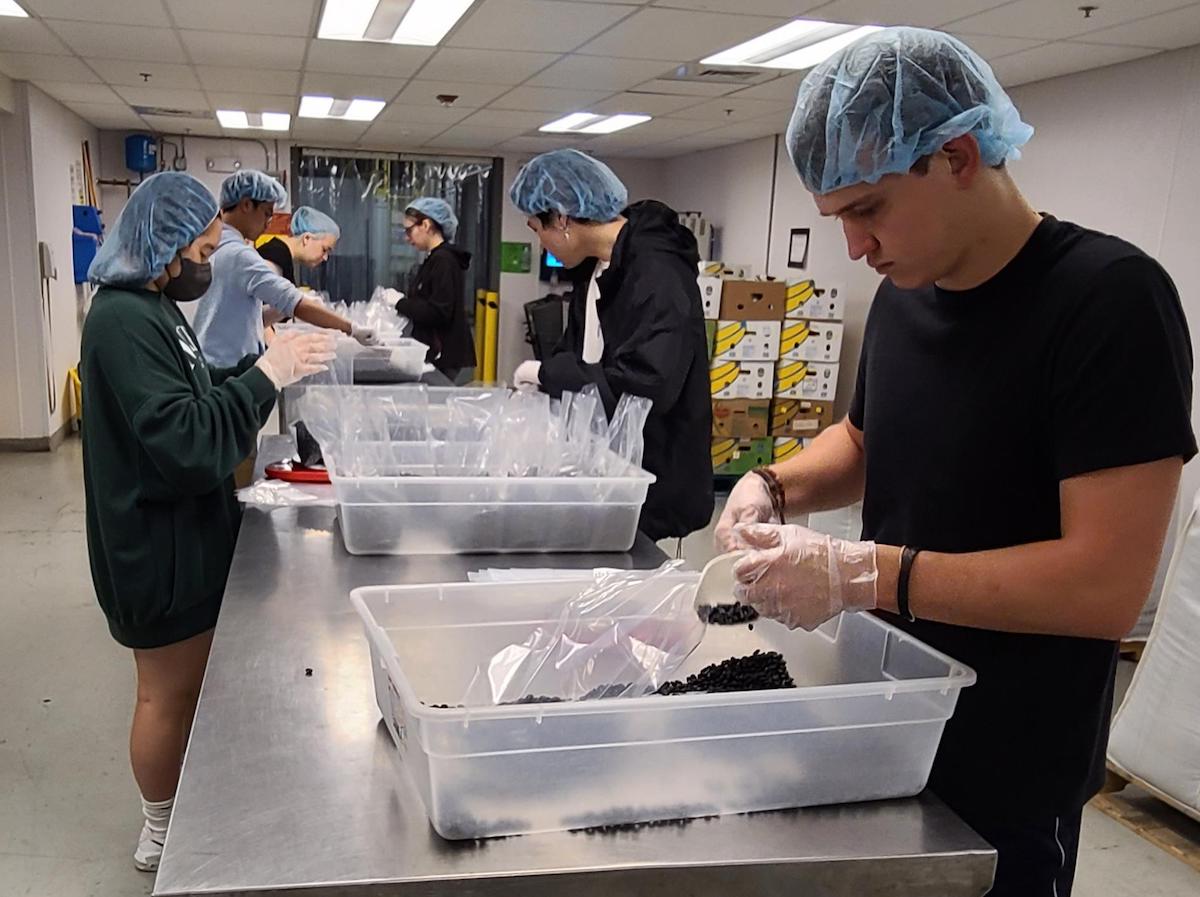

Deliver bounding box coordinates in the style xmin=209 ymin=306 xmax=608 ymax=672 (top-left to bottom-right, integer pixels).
xmin=460 ymin=562 xmax=705 ymax=706
xmin=607 ymin=393 xmax=652 ymax=472
xmin=236 ymin=479 xmax=334 ymax=508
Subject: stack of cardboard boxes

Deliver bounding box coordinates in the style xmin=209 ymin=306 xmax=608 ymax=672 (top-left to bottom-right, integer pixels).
xmin=700 ymin=264 xmax=845 ymax=476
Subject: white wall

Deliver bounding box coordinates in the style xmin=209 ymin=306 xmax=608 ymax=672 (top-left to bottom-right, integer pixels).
xmin=0 ymin=83 xmax=99 ymax=443
xmin=27 ymin=85 xmax=101 ymax=437
xmin=0 ymin=92 xmax=45 ymax=442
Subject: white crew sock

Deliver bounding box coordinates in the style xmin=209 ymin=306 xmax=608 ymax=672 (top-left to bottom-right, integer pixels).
xmin=141 ymin=795 xmax=174 ymax=839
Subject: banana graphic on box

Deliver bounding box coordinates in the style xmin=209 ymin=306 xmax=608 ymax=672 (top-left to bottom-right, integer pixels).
xmin=714 ymin=322 xmax=747 ymax=356
xmin=780 ymin=322 xmax=811 ymax=354
xmin=776 ymin=360 xmax=811 ymax=392
xmin=709 ymin=360 xmax=740 ymax=395
xmin=786 ymin=280 xmax=816 ymax=316
xmin=773 ymin=438 xmax=805 ymax=464
xmin=711 ymin=438 xmax=738 ymax=469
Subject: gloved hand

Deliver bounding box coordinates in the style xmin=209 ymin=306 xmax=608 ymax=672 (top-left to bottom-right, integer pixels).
xmin=351 ymin=325 xmax=378 ymax=346
xmin=731 ymin=523 xmax=878 ymax=632
xmin=714 ymin=473 xmax=778 ymax=552
xmin=513 ymin=360 xmax=542 ymax=391
xmin=255 ymin=331 xmax=337 ymax=388
xmin=381 ymin=287 xmax=404 ymax=306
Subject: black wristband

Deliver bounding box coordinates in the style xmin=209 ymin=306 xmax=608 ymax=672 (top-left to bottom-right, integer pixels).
xmin=898 ymin=546 xmax=920 ymax=622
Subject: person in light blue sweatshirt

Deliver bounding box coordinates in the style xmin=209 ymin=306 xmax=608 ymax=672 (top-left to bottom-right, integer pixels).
xmin=193 ymin=170 xmax=376 ymax=367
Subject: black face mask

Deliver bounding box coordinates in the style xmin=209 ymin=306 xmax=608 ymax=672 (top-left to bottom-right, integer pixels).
xmin=162 ymin=257 xmax=212 ymax=302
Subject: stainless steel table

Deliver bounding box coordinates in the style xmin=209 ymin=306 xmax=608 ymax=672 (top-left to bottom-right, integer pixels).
xmin=156 ymin=453 xmax=996 ymax=896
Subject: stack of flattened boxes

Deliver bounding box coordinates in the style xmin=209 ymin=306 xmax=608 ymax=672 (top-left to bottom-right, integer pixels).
xmin=700 ymin=263 xmax=844 ymax=475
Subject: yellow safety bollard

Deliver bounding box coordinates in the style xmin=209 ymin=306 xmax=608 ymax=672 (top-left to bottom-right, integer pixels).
xmin=483 ymin=290 xmax=500 ymax=383
xmin=474 ymin=288 xmax=487 ymax=376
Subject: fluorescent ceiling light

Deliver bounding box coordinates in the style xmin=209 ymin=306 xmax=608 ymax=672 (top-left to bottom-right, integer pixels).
xmin=318 ymin=0 xmax=475 ymax=46
xmin=540 ymin=113 xmax=651 ymax=135
xmin=0 ymin=0 xmax=28 ymax=16
xmin=218 ymin=110 xmax=292 ymax=131
xmin=702 ymin=18 xmax=883 ymax=70
xmin=299 ymin=95 xmax=386 ymax=122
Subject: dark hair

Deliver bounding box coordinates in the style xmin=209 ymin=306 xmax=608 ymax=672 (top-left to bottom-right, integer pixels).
xmin=405 ymin=208 xmax=442 ymax=237
xmin=534 ymin=210 xmax=596 ymax=228
xmin=222 ymin=197 xmax=274 ymax=214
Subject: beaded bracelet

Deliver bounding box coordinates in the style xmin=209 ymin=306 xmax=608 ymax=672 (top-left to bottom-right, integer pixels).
xmin=750 ymin=466 xmax=787 ymax=525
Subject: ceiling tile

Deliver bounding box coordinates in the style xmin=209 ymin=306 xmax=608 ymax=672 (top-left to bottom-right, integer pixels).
xmin=394 ymin=79 xmax=510 ymax=108
xmin=457 ymin=108 xmax=550 ymax=129
xmin=1083 ymin=6 xmax=1200 ymax=50
xmin=724 ymin=73 xmax=804 ymax=102
xmin=988 ymin=40 xmax=1160 ymax=87
xmin=577 ymin=9 xmax=788 ymax=61
xmin=650 ymin=0 xmax=825 ymax=14
xmin=141 ymin=114 xmax=223 ymax=136
xmin=802 ymin=0 xmax=1013 ymax=28
xmin=34 ymin=81 xmax=122 ymax=104
xmin=377 ymin=102 xmax=474 ymax=126
xmin=449 ymin=0 xmax=633 ymax=52
xmin=25 ymin=0 xmax=171 ymax=26
xmin=634 ymin=77 xmax=744 ymax=97
xmin=496 ymin=134 xmax=581 ymax=154
xmin=44 ymin=21 xmax=184 ymax=62
xmin=87 ymin=59 xmax=201 ymax=89
xmin=697 ymin=116 xmax=784 ymax=141
xmin=419 ymin=47 xmax=560 ymax=84
xmin=491 ymin=85 xmax=614 ymax=113
xmin=194 ymin=65 xmax=300 ymax=93
xmin=591 ymin=90 xmax=706 ymax=115
xmin=113 ymin=85 xmax=211 ymax=110
xmin=359 ymin=121 xmax=446 ymax=144
xmin=668 ymin=95 xmax=791 ymax=122
xmin=205 ymin=91 xmax=297 ymax=113
xmin=64 ymin=101 xmax=146 ymax=129
xmin=300 ymin=71 xmax=408 ymax=101
xmin=179 ymin=30 xmax=308 ymax=70
xmin=165 ymin=0 xmax=319 ymax=36
xmin=304 ymin=38 xmax=433 ymax=77
xmin=436 ymin=123 xmax=535 ymax=142
xmin=947 ymin=32 xmax=1047 ymax=59
xmin=527 ymin=54 xmax=674 ymax=90
xmin=945 ymin=0 xmax=1191 ymax=41
xmin=0 ymin=17 xmax=71 ymax=54
xmin=291 ymin=120 xmax=371 ymax=142
xmin=422 ymin=131 xmax=513 ymax=152
xmin=0 ymin=52 xmax=94 ymax=80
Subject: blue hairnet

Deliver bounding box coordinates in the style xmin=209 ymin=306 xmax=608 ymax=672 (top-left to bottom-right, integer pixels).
xmin=508 ymin=149 xmax=628 ymax=222
xmin=786 ymin=27 xmax=1034 ymax=195
xmin=219 ymin=169 xmax=287 ymax=209
xmin=289 ymin=206 xmax=341 ymax=238
xmin=88 ymin=172 xmax=218 ymax=286
xmin=406 ymin=197 xmax=459 ymax=241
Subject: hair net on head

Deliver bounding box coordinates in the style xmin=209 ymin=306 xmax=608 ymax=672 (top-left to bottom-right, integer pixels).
xmin=508 ymin=148 xmax=628 ymax=222
xmin=406 ymin=197 xmax=459 ymax=241
xmin=88 ymin=172 xmax=218 ymax=287
xmin=289 ymin=206 xmax=341 ymax=239
xmin=219 ymin=169 xmax=288 ymax=209
xmin=786 ymin=27 xmax=1034 ymax=195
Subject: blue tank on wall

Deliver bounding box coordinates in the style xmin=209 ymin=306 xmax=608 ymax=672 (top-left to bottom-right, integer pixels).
xmin=124 ymin=134 xmax=157 ymax=174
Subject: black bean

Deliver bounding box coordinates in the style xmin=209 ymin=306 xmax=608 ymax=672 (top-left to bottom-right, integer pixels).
xmin=656 ymin=651 xmax=794 ymax=696
xmin=702 ymin=603 xmax=760 ymax=626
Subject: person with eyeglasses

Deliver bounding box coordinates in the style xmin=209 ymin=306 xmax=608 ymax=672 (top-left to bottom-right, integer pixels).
xmin=394 ymin=197 xmax=477 ymax=384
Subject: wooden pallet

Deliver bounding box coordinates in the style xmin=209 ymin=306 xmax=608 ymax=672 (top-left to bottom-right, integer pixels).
xmin=1091 ymin=763 xmax=1200 ymax=874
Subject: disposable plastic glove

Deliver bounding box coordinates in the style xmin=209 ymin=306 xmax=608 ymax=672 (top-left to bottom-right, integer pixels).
xmin=255 ymin=331 xmax=337 ymax=388
xmin=714 ymin=473 xmax=778 ymax=552
xmin=731 ymin=523 xmax=878 ymax=632
xmin=513 ymin=360 xmax=542 ymax=392
xmin=351 ymin=325 xmax=378 ymax=346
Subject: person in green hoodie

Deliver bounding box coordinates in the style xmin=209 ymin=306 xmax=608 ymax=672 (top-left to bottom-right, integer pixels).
xmin=81 ymin=172 xmax=335 ymax=873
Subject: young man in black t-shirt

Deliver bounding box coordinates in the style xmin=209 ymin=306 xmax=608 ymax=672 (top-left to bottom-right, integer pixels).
xmin=717 ymin=28 xmax=1195 ymax=897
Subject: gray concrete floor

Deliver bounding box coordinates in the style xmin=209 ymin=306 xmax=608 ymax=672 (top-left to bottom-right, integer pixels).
xmin=2 ymin=438 xmax=1198 ymax=896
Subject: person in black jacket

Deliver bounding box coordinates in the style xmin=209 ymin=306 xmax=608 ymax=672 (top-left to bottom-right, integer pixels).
xmin=509 ymin=149 xmax=714 ymax=541
xmin=395 ymin=197 xmax=476 ymax=383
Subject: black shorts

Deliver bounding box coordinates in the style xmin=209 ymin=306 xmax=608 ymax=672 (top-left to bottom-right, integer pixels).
xmin=105 ymin=595 xmax=222 ymax=650
xmin=964 ymin=805 xmax=1085 ymax=897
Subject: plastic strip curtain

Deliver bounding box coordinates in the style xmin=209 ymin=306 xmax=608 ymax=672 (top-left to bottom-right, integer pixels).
xmin=292 ymin=151 xmax=495 ymax=317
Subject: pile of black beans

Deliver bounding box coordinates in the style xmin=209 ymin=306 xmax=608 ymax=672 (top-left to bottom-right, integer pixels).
xmin=656 ymin=650 xmax=794 ymax=696
xmin=703 ymin=602 xmax=759 ymax=625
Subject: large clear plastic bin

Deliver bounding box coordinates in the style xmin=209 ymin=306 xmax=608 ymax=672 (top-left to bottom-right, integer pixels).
xmin=350 ymin=574 xmax=976 ymax=839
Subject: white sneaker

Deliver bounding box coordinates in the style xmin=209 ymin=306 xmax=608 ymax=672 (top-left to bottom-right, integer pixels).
xmin=133 ymin=822 xmax=165 ymax=872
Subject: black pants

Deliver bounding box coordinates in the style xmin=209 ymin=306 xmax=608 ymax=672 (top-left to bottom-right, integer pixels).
xmin=969 ymin=806 xmax=1084 ymax=896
